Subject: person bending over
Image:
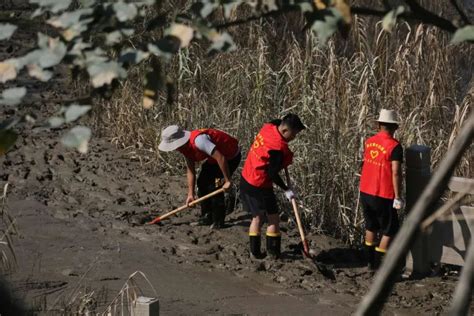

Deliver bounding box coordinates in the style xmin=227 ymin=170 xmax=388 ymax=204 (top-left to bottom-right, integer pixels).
xmin=159 ymin=126 xmax=241 ymax=228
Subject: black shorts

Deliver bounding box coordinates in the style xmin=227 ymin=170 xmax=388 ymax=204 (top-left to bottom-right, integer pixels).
xmin=197 ymin=152 xmax=242 ymax=192
xmin=240 ymin=177 xmax=278 ymax=216
xmin=360 ymin=192 xmax=399 ymax=237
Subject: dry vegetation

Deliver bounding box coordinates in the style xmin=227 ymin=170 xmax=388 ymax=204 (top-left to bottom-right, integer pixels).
xmin=94 ymin=1 xmax=473 ymax=244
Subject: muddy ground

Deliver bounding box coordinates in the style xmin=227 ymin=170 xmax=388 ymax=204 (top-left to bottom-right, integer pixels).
xmin=1 ymin=4 xmax=472 ymax=316
xmin=1 ymin=132 xmax=471 ymax=315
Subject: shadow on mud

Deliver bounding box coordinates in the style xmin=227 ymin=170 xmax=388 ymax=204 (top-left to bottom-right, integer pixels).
xmin=315 ymin=247 xmax=367 ymax=269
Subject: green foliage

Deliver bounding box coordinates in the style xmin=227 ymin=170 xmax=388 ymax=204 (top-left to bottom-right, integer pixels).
xmin=311 ymin=8 xmax=345 ymax=43
xmin=61 ymin=126 xmax=92 ymax=153
xmin=0 ymin=130 xmax=18 ymax=156
xmin=0 ymin=0 xmax=471 ymax=154
xmin=0 ymin=87 xmax=26 ymax=106
xmin=382 ymin=6 xmax=405 ymax=32
xmin=0 ymin=24 xmax=17 ymax=41
xmin=451 ymin=25 xmax=474 ymax=44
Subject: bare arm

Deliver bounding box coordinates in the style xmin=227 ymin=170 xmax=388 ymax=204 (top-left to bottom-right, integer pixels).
xmin=211 ymin=149 xmax=232 ymax=190
xmin=185 ymin=157 xmax=196 ymax=205
xmin=391 ymin=160 xmax=402 ymax=199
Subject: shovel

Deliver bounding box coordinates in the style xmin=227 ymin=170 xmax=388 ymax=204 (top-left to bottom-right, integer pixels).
xmin=285 ymin=169 xmax=335 ymax=280
xmin=284 ymin=168 xmax=311 ymax=257
xmin=290 ymin=198 xmax=311 ymax=258
xmin=146 ymin=188 xmax=225 ymax=225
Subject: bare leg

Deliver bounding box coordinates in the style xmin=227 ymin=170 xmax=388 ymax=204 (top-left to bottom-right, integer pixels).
xmin=249 ymin=214 xmax=263 ymax=234
xmin=365 ymin=230 xmax=376 ymax=244
xmin=378 ymin=235 xmax=392 ymax=250
xmin=266 ymin=214 xmax=280 ymax=234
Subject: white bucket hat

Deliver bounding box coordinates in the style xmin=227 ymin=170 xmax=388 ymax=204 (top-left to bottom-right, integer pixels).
xmin=376 ymin=109 xmax=400 ymax=125
xmin=158 ymin=125 xmax=190 ymax=152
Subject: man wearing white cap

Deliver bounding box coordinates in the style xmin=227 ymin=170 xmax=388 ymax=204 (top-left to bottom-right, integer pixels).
xmin=359 ymin=109 xmax=404 ymax=269
xmin=158 ymin=125 xmax=241 ymax=228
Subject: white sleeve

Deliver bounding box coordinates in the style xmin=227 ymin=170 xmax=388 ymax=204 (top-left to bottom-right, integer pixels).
xmin=194 ymin=134 xmax=216 ymax=156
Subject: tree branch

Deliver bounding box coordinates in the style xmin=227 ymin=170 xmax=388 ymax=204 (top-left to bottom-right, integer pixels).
xmin=404 ymin=0 xmax=458 ymax=33
xmin=214 ymin=7 xmax=298 ymax=30
xmin=213 ymin=3 xmax=459 ymax=34
xmin=449 ymin=0 xmax=472 ymax=25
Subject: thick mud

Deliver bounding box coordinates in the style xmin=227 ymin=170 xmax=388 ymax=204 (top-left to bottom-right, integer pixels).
xmin=1 ymin=136 xmax=469 ymax=315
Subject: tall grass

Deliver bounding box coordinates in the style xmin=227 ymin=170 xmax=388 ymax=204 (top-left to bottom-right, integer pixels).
xmin=96 ymin=6 xmax=473 ymax=243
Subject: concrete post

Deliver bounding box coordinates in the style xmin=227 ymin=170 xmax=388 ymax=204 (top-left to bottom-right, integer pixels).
xmin=132 ymin=296 xmax=159 ymax=316
xmin=405 ymin=145 xmax=431 ymax=276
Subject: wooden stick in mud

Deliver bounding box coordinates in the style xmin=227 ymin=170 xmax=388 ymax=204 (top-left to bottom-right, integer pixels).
xmin=147 ymin=188 xmax=225 ymax=225
xmin=285 ymin=168 xmax=310 ymax=257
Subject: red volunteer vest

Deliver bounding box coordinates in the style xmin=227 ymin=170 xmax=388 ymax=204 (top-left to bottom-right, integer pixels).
xmin=177 ymin=128 xmax=238 ymax=164
xmin=242 ymin=123 xmax=294 ymax=188
xmin=360 ymin=131 xmax=400 ymax=199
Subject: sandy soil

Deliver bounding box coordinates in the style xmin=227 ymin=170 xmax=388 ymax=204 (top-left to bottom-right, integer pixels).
xmin=1 ymin=4 xmax=472 ymax=315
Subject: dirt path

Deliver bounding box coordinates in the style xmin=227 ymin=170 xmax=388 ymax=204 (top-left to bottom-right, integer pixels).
xmin=6 ymin=197 xmax=358 ymax=315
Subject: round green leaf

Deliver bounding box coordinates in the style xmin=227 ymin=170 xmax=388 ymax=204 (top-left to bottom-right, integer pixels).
xmin=382 ymin=6 xmax=405 ymax=32
xmin=0 ymin=129 xmax=18 ymax=156
xmin=0 ymin=87 xmax=27 ymax=106
xmin=113 ymin=1 xmax=138 ymax=22
xmin=64 ymin=104 xmax=92 ymax=122
xmin=0 ymin=23 xmax=17 ymax=41
xmin=87 ymin=61 xmax=127 ymax=88
xmin=48 ymin=116 xmax=65 ymax=128
xmin=61 ymin=126 xmax=92 ymax=153
xmin=451 ymin=25 xmax=474 ymax=44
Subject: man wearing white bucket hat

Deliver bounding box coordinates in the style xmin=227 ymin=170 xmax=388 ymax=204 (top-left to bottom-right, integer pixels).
xmin=158 ymin=125 xmax=241 ymax=228
xmin=359 ymin=109 xmax=404 ymax=270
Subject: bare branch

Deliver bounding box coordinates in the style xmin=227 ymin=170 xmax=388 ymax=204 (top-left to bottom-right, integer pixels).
xmin=404 ymin=0 xmax=458 ymax=32
xmin=212 ymin=3 xmax=460 ymax=34
xmin=449 ymin=0 xmax=472 ymax=25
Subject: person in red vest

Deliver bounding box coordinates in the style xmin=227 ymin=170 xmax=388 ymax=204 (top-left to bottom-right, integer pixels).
xmin=158 ymin=125 xmax=241 ymax=228
xmin=360 ymin=109 xmax=404 ymax=269
xmin=240 ymin=114 xmax=306 ymax=259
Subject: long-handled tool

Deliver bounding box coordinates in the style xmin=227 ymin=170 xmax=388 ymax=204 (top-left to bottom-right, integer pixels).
xmin=146 ymin=188 xmax=225 ymax=225
xmin=290 ymin=198 xmax=311 ymax=258
xmin=285 ymin=168 xmax=311 ymax=258
xmin=285 ymin=169 xmax=336 ymax=280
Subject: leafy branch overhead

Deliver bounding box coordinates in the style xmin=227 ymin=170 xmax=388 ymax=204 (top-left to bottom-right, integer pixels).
xmin=0 ymin=0 xmax=472 ymax=155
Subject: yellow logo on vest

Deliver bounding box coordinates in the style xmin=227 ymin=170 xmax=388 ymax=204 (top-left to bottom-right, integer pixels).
xmin=370 ymin=150 xmax=379 ymax=159
xmin=366 ymin=142 xmax=387 ymax=154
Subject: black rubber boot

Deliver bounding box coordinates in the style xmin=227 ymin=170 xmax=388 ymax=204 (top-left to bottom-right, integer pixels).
xmin=249 ymin=234 xmax=265 ymax=259
xmin=266 ymin=233 xmax=281 ymax=259
xmin=364 ymin=242 xmax=376 ymax=270
xmin=199 ymin=203 xmax=212 ymax=225
xmin=198 ymin=185 xmax=213 ymax=225
xmin=374 ymin=247 xmax=386 ymax=270
xmin=225 ymin=188 xmax=236 ymax=215
xmin=211 ymin=189 xmax=226 ymax=229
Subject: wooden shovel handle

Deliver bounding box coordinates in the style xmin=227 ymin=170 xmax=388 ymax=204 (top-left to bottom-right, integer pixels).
xmin=291 ymin=199 xmax=308 ymax=248
xmin=285 ymin=168 xmax=310 ymax=255
xmin=147 ymin=188 xmax=225 ymax=225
